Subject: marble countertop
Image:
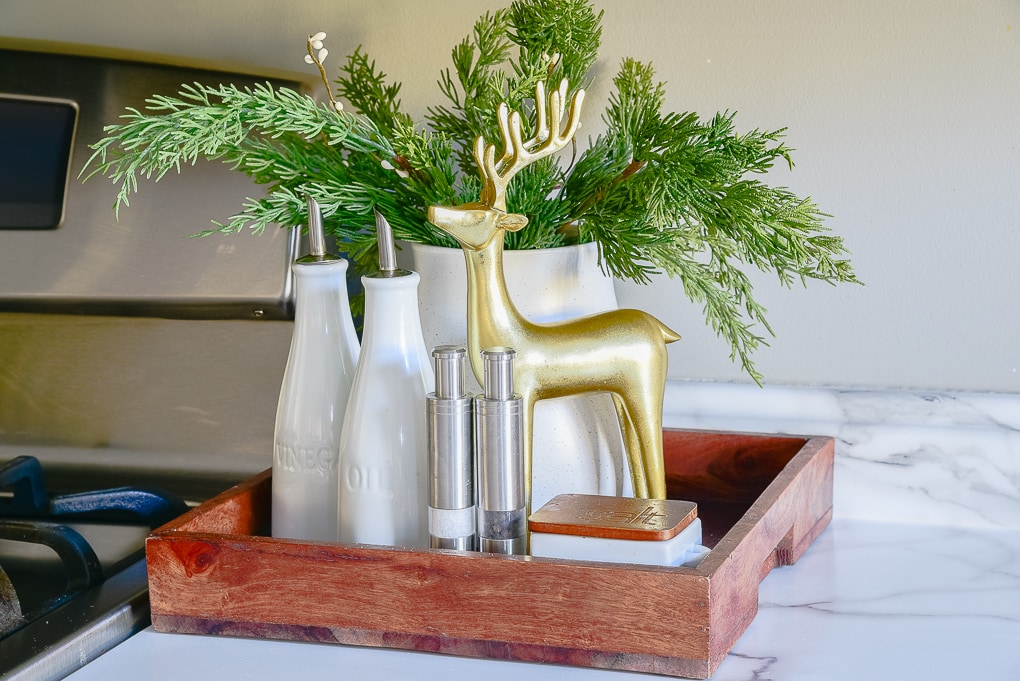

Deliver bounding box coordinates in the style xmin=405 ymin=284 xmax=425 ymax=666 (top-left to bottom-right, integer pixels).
xmin=61 ymin=382 xmax=1020 ymax=680
xmin=66 ymin=518 xmax=1020 ymax=681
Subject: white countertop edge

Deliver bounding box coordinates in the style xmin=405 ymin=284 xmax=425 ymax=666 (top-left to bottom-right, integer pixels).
xmin=65 ymin=519 xmax=1020 ymax=681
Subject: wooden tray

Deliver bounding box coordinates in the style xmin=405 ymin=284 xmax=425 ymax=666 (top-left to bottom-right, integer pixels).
xmin=146 ymin=429 xmax=834 ymax=678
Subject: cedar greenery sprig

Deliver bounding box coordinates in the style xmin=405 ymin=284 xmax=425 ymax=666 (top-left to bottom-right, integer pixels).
xmin=82 ymin=81 xmax=391 ymax=221
xmin=82 ymin=1 xmax=859 ymax=381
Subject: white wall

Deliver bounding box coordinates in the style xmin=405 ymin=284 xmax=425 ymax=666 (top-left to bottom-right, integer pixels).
xmin=3 ymin=0 xmax=1018 ymax=393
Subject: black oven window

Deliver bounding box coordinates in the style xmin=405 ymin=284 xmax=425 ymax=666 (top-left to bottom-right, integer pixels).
xmin=0 ymin=95 xmax=78 ymax=230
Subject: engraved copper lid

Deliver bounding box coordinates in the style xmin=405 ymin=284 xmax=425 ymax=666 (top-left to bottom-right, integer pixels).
xmin=528 ymin=494 xmax=697 ymax=541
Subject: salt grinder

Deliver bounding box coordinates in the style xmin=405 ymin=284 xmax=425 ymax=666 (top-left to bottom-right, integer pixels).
xmin=426 ymin=346 xmax=476 ymax=550
xmin=474 ymin=347 xmax=526 ymax=555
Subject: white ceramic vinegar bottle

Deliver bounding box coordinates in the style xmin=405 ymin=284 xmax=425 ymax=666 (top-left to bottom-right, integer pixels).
xmin=272 ymin=197 xmax=360 ymax=542
xmin=337 ymin=209 xmax=434 ymax=548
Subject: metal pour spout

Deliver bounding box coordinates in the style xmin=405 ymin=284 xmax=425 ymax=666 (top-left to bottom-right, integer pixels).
xmin=296 ymin=195 xmax=341 ymax=263
xmin=369 ymin=208 xmax=410 ymax=278
xmin=375 ymin=208 xmax=397 ymax=272
xmin=307 ymin=195 xmax=326 ymax=258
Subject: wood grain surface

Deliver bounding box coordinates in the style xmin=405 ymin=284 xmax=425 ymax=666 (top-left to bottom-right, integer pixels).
xmin=147 ymin=429 xmax=834 ymax=679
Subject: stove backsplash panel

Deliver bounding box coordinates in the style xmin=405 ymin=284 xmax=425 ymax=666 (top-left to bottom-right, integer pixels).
xmin=0 ymin=43 xmax=310 ymax=497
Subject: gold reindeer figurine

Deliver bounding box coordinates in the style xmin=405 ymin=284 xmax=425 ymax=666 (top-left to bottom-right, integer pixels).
xmin=427 ymin=79 xmax=680 ymax=507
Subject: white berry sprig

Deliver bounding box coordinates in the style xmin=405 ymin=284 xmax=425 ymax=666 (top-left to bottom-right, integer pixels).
xmin=304 ymin=31 xmax=344 ymax=113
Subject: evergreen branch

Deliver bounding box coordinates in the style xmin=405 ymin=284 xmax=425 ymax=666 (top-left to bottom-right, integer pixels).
xmin=427 ymin=10 xmax=514 ymax=172
xmin=82 ymin=2 xmax=859 ymax=382
xmin=564 ymin=56 xmax=858 ymax=379
xmin=666 ymin=252 xmax=768 ymax=384
xmin=335 ymin=47 xmax=411 ymax=135
xmin=81 ymin=82 xmax=392 ymax=218
xmin=507 ymin=0 xmax=602 ymax=88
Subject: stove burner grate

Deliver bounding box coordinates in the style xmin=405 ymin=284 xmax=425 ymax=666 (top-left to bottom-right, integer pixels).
xmin=1 ymin=455 xmax=190 ymax=528
xmin=0 ymin=454 xmax=190 ymax=678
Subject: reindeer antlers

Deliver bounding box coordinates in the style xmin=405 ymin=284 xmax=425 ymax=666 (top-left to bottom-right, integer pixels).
xmin=474 ymin=79 xmax=585 ymax=211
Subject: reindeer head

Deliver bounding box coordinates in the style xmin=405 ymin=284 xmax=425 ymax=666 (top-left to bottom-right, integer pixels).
xmin=428 ymin=202 xmax=529 ymax=250
xmin=427 ymin=79 xmax=584 ymax=251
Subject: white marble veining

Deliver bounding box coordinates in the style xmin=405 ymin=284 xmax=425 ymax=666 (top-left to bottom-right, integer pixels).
xmin=662 ymin=382 xmax=1020 ymax=530
xmin=62 ymin=381 xmax=1020 ymax=680
xmin=713 ymin=520 xmax=1020 ymax=681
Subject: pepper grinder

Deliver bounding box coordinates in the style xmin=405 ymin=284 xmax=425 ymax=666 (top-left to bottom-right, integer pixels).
xmin=337 ymin=209 xmax=434 ymax=548
xmin=272 ymin=196 xmax=360 ymax=542
xmin=475 ymin=347 xmax=527 ymax=555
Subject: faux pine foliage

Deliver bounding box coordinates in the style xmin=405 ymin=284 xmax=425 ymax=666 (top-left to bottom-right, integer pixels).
xmin=83 ymin=0 xmax=857 ymax=382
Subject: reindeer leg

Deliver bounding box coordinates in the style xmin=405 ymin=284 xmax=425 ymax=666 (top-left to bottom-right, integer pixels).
xmin=521 ymin=392 xmax=537 ymax=518
xmin=611 ymin=392 xmax=649 ymax=497
xmin=633 ymin=394 xmax=667 ymax=501
xmin=629 ymin=368 xmax=668 ymax=501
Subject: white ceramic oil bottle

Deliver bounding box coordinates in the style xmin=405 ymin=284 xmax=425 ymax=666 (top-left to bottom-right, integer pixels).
xmin=337 ymin=209 xmax=433 ymax=547
xmin=272 ymin=197 xmax=360 ymax=542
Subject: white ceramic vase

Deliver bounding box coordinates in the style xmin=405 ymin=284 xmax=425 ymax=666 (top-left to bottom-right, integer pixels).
xmin=405 ymin=241 xmax=633 ymax=511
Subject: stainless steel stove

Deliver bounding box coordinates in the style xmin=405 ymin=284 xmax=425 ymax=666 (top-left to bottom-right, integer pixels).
xmin=0 ymin=455 xmax=189 ymax=679
xmin=0 ymin=40 xmax=311 ymax=679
